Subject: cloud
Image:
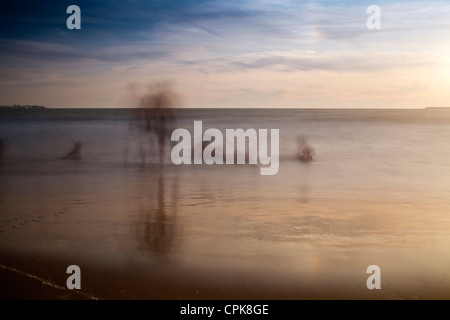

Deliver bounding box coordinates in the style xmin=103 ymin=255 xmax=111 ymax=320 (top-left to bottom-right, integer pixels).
xmin=0 ymin=0 xmax=449 ymax=108
xmin=0 ymin=39 xmax=174 ymax=68
xmin=2 ymin=0 xmax=449 ymax=68
xmin=178 ymin=50 xmax=437 ymax=75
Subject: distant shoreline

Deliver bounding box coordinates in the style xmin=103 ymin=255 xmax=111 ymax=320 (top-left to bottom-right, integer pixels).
xmin=0 ymin=105 xmax=46 ymax=110
xmin=1 ymin=105 xmax=448 ymax=110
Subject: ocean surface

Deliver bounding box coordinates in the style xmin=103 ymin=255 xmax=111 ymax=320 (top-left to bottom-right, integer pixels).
xmin=1 ymin=108 xmax=450 ymax=299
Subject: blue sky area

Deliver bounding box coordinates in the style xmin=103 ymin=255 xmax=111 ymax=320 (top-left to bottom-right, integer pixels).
xmin=1 ymin=0 xmax=449 ymax=108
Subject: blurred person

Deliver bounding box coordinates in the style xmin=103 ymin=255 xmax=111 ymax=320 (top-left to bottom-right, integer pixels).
xmin=62 ymin=142 xmax=82 ymax=160
xmin=138 ymin=81 xmax=178 ymax=166
xmin=297 ymin=136 xmax=317 ymax=162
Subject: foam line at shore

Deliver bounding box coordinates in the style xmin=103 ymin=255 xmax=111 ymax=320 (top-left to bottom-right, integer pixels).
xmin=0 ymin=264 xmax=100 ymax=300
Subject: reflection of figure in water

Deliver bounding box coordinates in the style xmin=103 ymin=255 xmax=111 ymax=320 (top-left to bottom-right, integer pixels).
xmin=137 ymin=171 xmax=179 ymax=257
xmin=136 ymin=81 xmax=177 ymax=166
xmin=62 ymin=142 xmax=82 ymax=160
xmin=297 ymin=136 xmax=317 ymax=162
xmin=0 ymin=138 xmax=4 ymax=160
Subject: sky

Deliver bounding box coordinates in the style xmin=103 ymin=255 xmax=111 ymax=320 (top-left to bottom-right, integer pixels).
xmin=0 ymin=0 xmax=450 ymax=108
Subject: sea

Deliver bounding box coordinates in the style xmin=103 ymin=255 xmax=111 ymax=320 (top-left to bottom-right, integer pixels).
xmin=1 ymin=107 xmax=450 ymax=299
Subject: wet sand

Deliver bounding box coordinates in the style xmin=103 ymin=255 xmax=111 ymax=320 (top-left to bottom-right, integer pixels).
xmin=1 ymin=245 xmax=449 ymax=300
xmin=2 ymin=176 xmax=450 ymax=300
xmin=0 ymin=267 xmax=88 ymax=300
xmin=0 ymin=248 xmax=385 ymax=300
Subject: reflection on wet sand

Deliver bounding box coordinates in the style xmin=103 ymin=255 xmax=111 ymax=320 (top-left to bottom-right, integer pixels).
xmin=136 ymin=170 xmax=179 ymax=258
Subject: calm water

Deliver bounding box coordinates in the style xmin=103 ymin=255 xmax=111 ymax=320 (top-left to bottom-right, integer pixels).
xmin=1 ymin=108 xmax=450 ymax=199
xmin=1 ymin=108 xmax=450 ymax=299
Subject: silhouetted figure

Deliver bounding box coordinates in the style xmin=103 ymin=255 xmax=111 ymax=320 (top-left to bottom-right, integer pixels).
xmin=62 ymin=142 xmax=82 ymax=160
xmin=0 ymin=138 xmax=4 ymax=160
xmin=297 ymin=137 xmax=317 ymax=162
xmin=138 ymin=81 xmax=177 ymax=165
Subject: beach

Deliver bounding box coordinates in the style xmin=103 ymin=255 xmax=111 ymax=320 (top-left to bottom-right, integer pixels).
xmin=1 ymin=108 xmax=450 ymax=299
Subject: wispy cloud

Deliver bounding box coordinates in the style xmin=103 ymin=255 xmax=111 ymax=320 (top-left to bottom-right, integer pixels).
xmin=226 ymin=50 xmax=435 ymax=73
xmin=0 ymin=0 xmax=449 ymax=108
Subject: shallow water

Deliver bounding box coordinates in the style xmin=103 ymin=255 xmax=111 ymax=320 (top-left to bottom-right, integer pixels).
xmin=1 ymin=108 xmax=450 ymax=299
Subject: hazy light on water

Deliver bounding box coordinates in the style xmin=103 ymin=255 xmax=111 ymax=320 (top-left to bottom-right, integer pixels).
xmin=1 ymin=108 xmax=450 ymax=298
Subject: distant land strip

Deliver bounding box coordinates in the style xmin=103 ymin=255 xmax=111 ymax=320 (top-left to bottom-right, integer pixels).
xmin=0 ymin=105 xmax=46 ymax=109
